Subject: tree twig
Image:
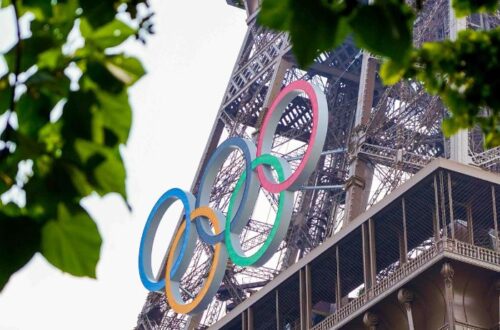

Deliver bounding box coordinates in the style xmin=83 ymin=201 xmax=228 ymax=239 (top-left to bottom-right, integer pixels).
xmin=9 ymin=0 xmax=21 ymax=113
xmin=4 ymin=0 xmax=22 ymax=141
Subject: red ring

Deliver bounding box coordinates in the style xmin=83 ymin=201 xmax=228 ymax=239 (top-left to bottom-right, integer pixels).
xmin=256 ymin=81 xmax=320 ymax=193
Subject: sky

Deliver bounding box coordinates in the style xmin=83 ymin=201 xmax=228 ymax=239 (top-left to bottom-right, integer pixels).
xmin=0 ymin=1 xmax=247 ymax=329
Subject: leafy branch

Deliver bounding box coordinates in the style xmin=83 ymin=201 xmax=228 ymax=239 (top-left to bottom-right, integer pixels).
xmin=0 ymin=0 xmax=153 ymax=290
xmin=4 ymin=0 xmax=21 ymax=143
xmin=259 ymin=0 xmax=500 ymax=147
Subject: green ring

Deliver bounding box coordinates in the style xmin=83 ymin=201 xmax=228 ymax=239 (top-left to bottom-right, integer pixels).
xmin=225 ymin=154 xmax=287 ymax=266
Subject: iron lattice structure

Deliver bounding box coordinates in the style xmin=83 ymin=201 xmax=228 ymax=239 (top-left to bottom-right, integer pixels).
xmin=136 ymin=1 xmax=500 ymax=329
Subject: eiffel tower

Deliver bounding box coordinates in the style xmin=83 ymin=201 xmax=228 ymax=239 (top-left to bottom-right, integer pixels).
xmin=136 ymin=1 xmax=500 ymax=328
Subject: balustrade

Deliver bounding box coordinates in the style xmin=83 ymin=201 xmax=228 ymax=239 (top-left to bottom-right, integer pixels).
xmin=312 ymin=240 xmax=500 ymax=330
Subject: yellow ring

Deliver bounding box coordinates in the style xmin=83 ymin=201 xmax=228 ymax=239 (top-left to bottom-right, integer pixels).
xmin=165 ymin=206 xmax=223 ymax=314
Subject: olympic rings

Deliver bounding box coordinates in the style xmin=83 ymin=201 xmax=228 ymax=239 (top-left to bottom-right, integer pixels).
xmin=165 ymin=207 xmax=227 ymax=314
xmin=138 ymin=80 xmax=328 ymax=315
xmin=138 ymin=188 xmax=196 ymax=291
xmin=195 ymin=137 xmax=258 ymax=245
xmin=225 ymin=154 xmax=293 ymax=267
xmin=257 ymin=80 xmax=328 ymax=193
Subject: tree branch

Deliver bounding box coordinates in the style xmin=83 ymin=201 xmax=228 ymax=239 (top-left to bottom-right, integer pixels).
xmin=9 ymin=0 xmax=21 ymax=114
xmin=4 ymin=0 xmax=22 ymax=141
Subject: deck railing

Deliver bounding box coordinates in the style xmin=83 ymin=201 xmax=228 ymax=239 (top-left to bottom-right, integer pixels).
xmin=454 ymin=240 xmax=500 ymax=264
xmin=438 ymin=320 xmax=493 ymax=329
xmin=311 ymin=240 xmax=500 ymax=330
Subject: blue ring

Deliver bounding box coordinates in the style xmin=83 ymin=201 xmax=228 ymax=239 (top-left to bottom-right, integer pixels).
xmin=195 ymin=137 xmax=255 ymax=245
xmin=138 ymin=188 xmax=193 ymax=291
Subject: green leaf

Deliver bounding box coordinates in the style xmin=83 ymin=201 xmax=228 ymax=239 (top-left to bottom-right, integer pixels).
xmin=52 ymin=0 xmax=79 ymax=24
xmin=259 ymin=0 xmax=293 ymax=31
xmin=4 ymin=40 xmax=46 ymax=74
xmin=289 ymin=11 xmax=349 ymax=67
xmin=60 ymin=82 xmax=119 ymax=146
xmin=87 ymin=60 xmax=125 ymax=94
xmin=41 ymin=204 xmax=102 ymax=278
xmin=16 ymin=93 xmax=53 ymax=139
xmin=442 ymin=118 xmax=459 ymax=137
xmin=64 ymin=163 xmax=94 ymax=196
xmin=410 ymin=28 xmax=500 ymax=146
xmin=0 ymin=170 xmax=11 ymax=194
xmin=0 ymin=140 xmax=23 ymax=194
xmin=80 ymin=0 xmax=116 ymax=28
xmin=37 ymin=48 xmax=62 ymax=70
xmin=96 ymin=89 xmax=132 ymax=145
xmin=105 ymin=55 xmax=146 ymax=86
xmin=380 ymin=59 xmax=408 ymax=85
xmin=25 ymin=69 xmax=71 ymax=105
xmin=0 ymin=213 xmax=41 ymax=290
xmin=484 ymin=127 xmax=500 ymax=148
xmin=24 ymin=158 xmax=78 ymax=217
xmin=39 ymin=122 xmax=64 ymax=154
xmin=453 ymin=0 xmax=499 ymax=17
xmin=23 ymin=0 xmax=52 ymax=19
xmin=350 ymin=1 xmax=414 ymax=62
xmin=84 ymin=19 xmax=136 ymax=49
xmin=74 ymin=139 xmax=127 ymax=199
xmin=260 ymin=0 xmax=351 ymax=67
xmin=0 ymin=77 xmax=10 ymax=114
xmin=61 ymin=90 xmax=96 ymax=143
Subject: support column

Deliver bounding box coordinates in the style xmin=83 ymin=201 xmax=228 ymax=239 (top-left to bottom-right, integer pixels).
xmin=244 ymin=0 xmax=260 ymax=16
xmin=400 ymin=198 xmax=409 ymax=264
xmin=274 ymin=289 xmax=281 ymax=330
xmin=369 ymin=218 xmax=377 ymax=286
xmin=247 ymin=307 xmax=254 ymax=330
xmin=466 ymin=204 xmax=474 ymax=244
xmin=449 ymin=128 xmax=470 ymax=164
xmin=440 ymin=172 xmax=448 ymax=239
xmin=495 ymin=279 xmax=500 ymax=327
xmin=362 ymin=222 xmax=373 ymax=289
xmin=441 ymin=262 xmax=455 ymax=329
xmin=434 ymin=175 xmax=442 ymax=241
xmin=363 ymin=311 xmax=379 ymax=330
xmin=398 ymin=288 xmax=415 ymax=330
xmin=187 ymin=314 xmax=202 ymax=330
xmin=300 ymin=266 xmax=312 ymax=330
xmin=336 ymin=245 xmax=342 ymax=308
xmin=242 ymin=309 xmax=248 ymax=330
xmin=344 ymin=52 xmax=376 ymax=224
xmin=447 ymin=173 xmax=455 ymax=240
xmin=286 ymin=174 xmax=318 ymax=266
xmin=492 ymin=186 xmax=499 ymax=251
xmin=448 ymin=0 xmax=471 ymax=164
xmin=254 ymin=58 xmax=292 ymax=133
xmin=306 ymin=265 xmax=312 ymax=329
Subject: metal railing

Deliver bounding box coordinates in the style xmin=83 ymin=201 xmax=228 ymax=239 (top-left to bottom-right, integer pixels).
xmin=454 ymin=240 xmax=500 ymax=264
xmin=471 ymin=147 xmax=500 ymax=169
xmin=439 ymin=320 xmax=493 ymax=330
xmin=312 ymin=239 xmax=500 ymax=330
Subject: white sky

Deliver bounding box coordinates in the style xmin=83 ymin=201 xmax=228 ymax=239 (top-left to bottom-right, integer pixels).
xmin=0 ymin=1 xmax=246 ymax=329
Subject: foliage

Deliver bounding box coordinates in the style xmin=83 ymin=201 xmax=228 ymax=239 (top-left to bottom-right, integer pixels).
xmin=382 ymin=29 xmax=500 ymax=147
xmin=259 ymin=0 xmax=500 ymax=147
xmin=453 ymin=0 xmax=499 ymax=17
xmin=0 ymin=0 xmax=153 ymax=290
xmin=259 ymin=0 xmax=414 ymax=66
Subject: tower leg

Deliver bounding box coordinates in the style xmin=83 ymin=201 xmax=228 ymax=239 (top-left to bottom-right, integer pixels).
xmin=344 ymin=53 xmax=376 ymax=224
xmin=448 ymin=0 xmax=471 ymax=165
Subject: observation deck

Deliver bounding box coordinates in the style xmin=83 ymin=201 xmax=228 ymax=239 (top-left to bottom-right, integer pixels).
xmin=211 ymin=159 xmax=500 ymax=330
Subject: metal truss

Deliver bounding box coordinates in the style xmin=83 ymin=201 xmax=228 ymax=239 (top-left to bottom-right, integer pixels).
xmin=135 ymin=2 xmax=500 ymax=329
